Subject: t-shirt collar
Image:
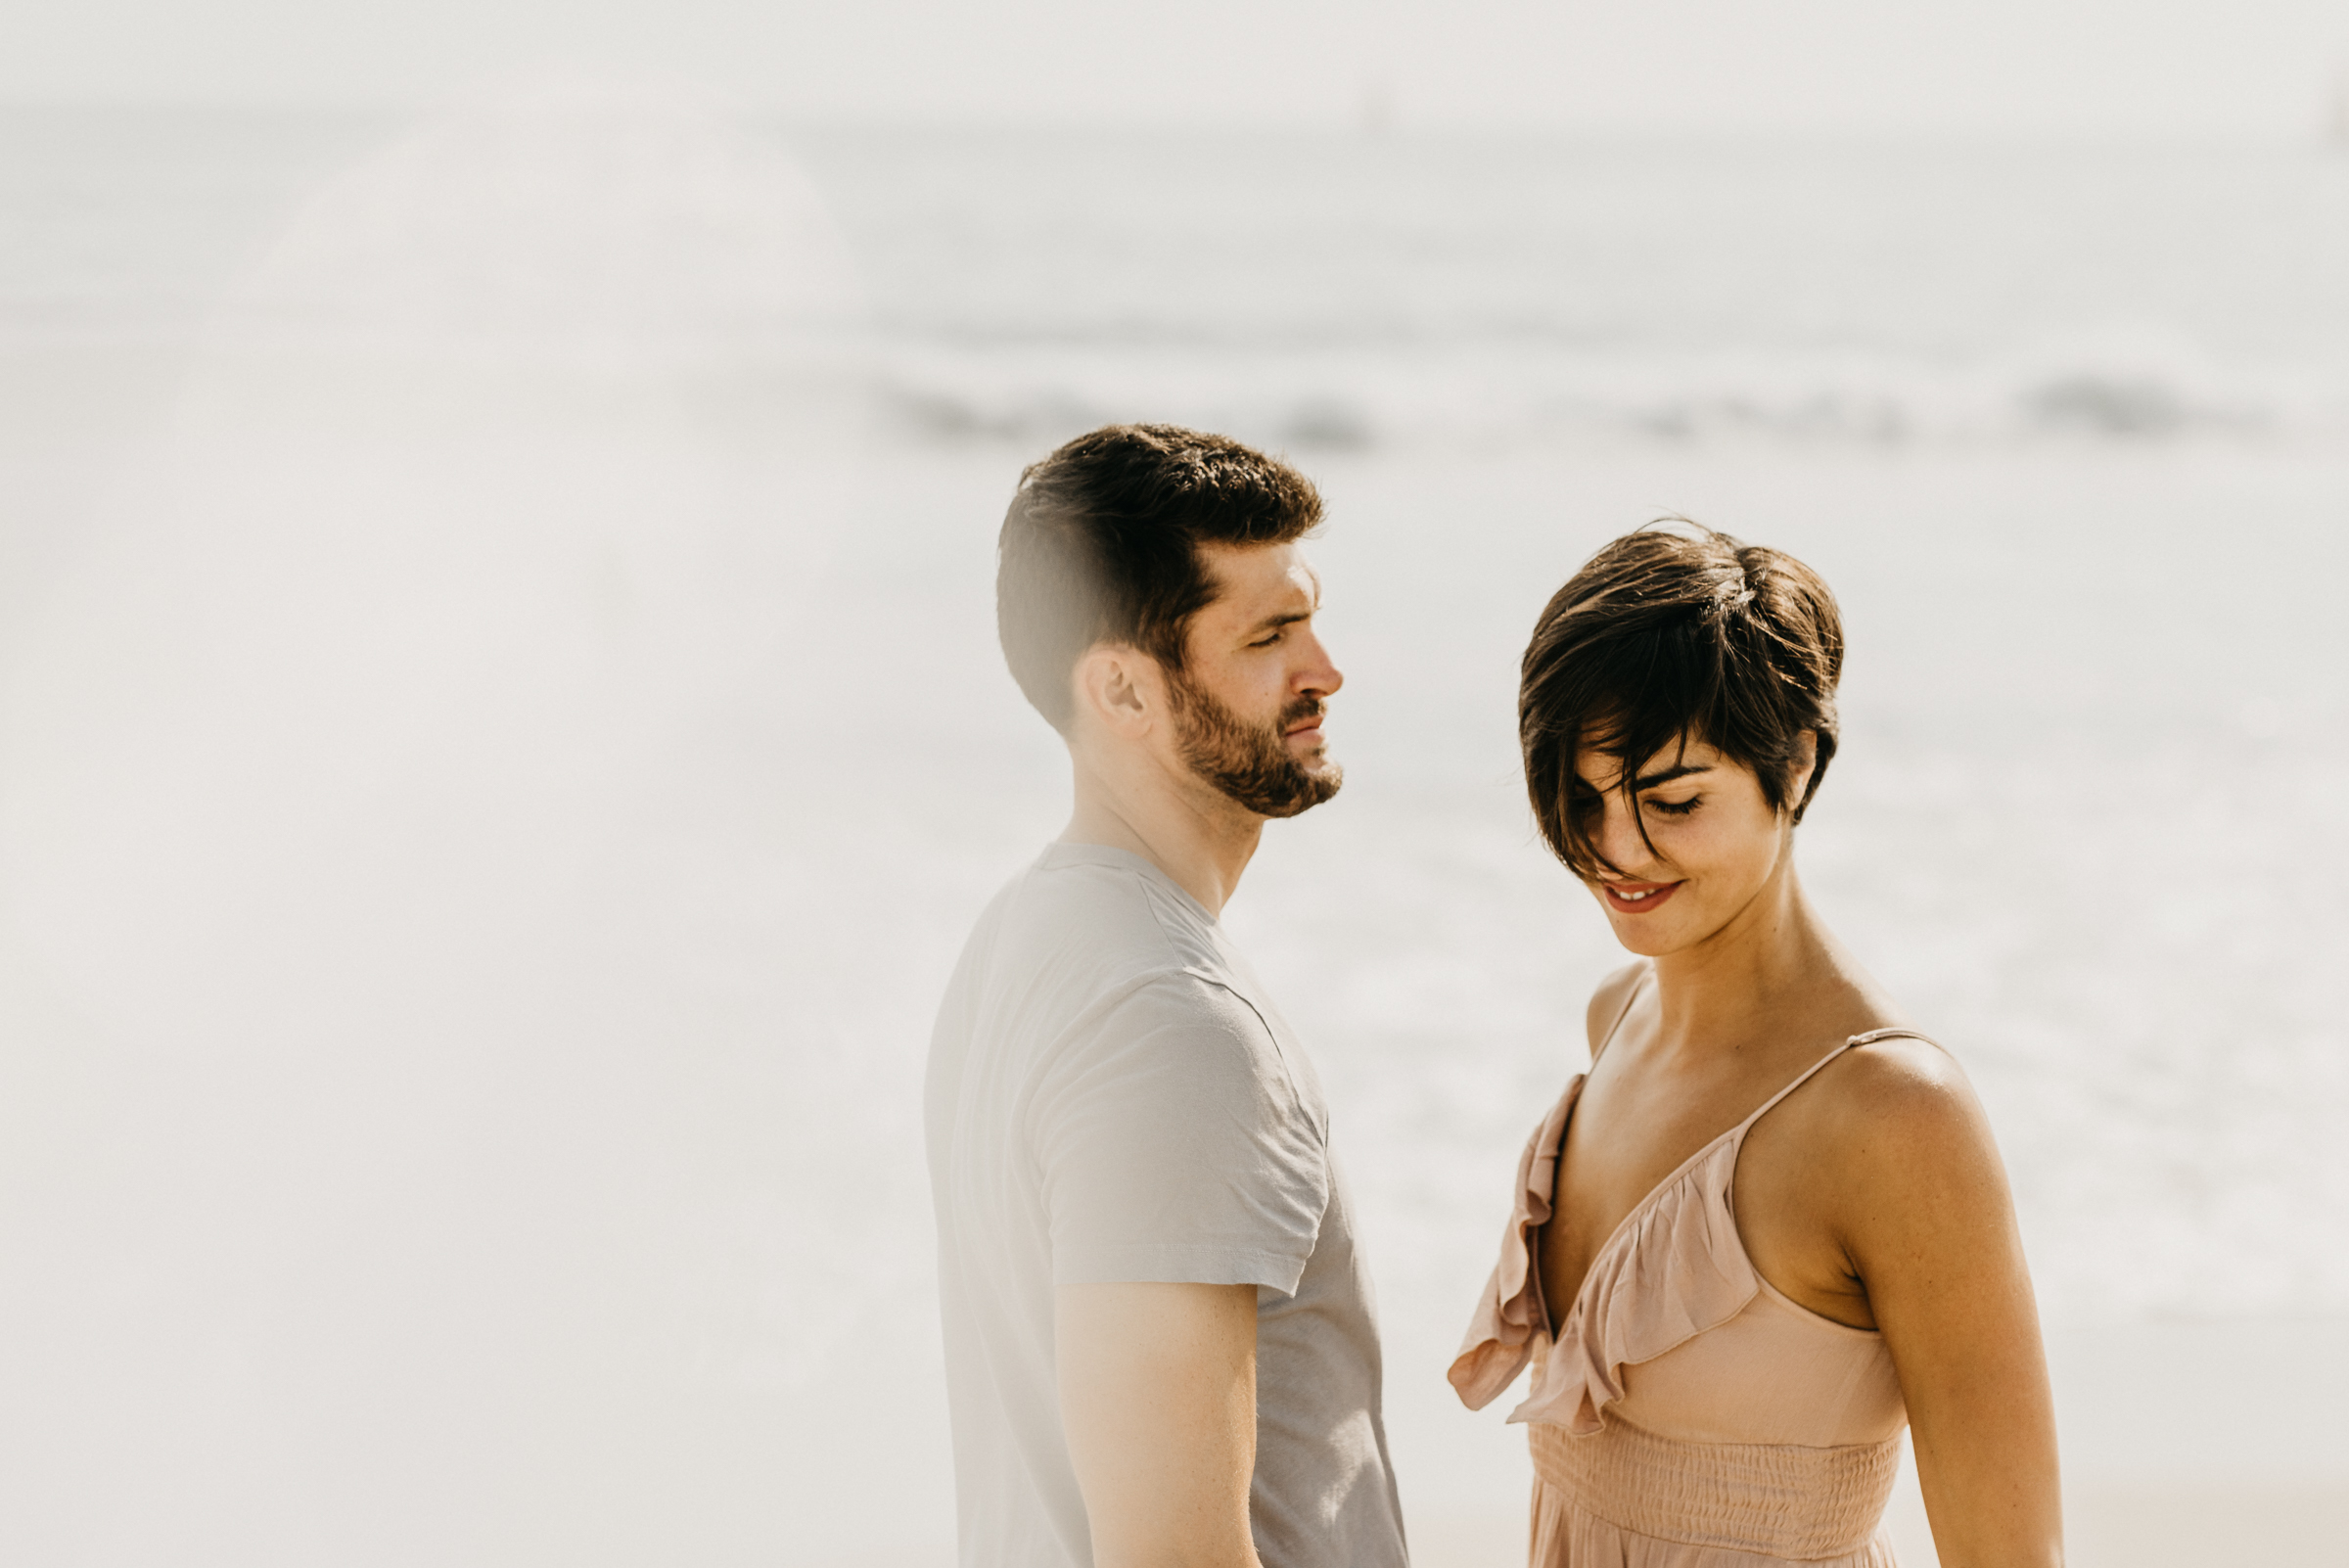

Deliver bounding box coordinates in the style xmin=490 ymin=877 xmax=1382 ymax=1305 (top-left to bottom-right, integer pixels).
xmin=1036 ymin=840 xmax=1218 ymax=924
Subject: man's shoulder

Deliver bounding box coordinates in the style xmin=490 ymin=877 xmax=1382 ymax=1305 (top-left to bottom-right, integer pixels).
xmin=945 ymin=850 xmax=1312 ymax=1095
xmin=979 ymin=843 xmax=1230 ymax=991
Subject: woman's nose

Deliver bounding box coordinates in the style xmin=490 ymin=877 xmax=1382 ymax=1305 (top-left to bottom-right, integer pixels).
xmin=1595 ymin=797 xmax=1646 ymax=874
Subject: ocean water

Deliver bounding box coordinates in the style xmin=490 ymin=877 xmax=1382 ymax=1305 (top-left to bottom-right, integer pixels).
xmin=2 ymin=89 xmax=2346 ymax=1563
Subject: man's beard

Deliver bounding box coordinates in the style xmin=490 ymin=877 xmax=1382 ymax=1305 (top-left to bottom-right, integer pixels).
xmin=1167 ymin=669 xmax=1343 ymax=819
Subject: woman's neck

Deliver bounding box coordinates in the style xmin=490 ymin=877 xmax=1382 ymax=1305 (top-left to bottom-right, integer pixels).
xmin=1646 ymin=861 xmax=1853 ymax=1061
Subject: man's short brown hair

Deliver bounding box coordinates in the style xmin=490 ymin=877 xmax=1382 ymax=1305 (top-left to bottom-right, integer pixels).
xmin=996 ymin=424 xmax=1322 ymax=734
xmin=1520 ymin=521 xmax=1845 ymax=879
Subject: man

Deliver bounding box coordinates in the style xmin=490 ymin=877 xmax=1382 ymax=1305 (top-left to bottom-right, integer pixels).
xmin=926 ymin=425 xmax=1407 ymax=1568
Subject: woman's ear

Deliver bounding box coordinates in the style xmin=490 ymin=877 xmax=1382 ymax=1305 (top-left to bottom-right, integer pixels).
xmin=1786 ymin=729 xmax=1819 ymax=810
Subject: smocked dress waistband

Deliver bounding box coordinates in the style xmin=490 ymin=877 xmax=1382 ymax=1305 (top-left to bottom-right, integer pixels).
xmin=1531 ymin=1418 xmax=1901 ymax=1561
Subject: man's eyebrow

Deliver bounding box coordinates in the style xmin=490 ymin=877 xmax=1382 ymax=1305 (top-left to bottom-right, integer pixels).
xmin=1248 ymin=608 xmax=1313 ymax=634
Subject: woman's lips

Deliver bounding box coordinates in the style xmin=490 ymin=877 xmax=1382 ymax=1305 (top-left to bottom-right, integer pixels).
xmin=1600 ymin=880 xmax=1682 ymax=914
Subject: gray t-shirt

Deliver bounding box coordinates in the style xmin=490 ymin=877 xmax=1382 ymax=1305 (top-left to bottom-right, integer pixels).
xmin=925 ymin=843 xmax=1407 ymax=1568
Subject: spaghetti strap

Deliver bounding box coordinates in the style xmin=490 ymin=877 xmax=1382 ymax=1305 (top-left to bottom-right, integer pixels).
xmin=1738 ymin=1027 xmax=1944 ymax=1133
xmin=1739 ymin=1037 xmax=1862 ymax=1130
xmin=1847 ymin=1027 xmax=1942 ymax=1051
xmin=1589 ymin=965 xmax=1652 ymax=1067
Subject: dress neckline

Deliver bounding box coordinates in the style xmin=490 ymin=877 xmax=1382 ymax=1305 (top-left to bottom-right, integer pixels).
xmin=1547 ymin=1027 xmax=1925 ymax=1338
xmin=1448 ymin=1012 xmax=1939 ymax=1433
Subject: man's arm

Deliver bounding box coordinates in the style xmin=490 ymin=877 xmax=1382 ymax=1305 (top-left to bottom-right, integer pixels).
xmin=1057 ymin=1281 xmax=1262 ymax=1568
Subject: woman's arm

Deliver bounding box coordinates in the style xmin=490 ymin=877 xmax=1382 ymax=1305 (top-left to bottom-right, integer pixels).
xmin=1827 ymin=1040 xmax=2064 ymax=1568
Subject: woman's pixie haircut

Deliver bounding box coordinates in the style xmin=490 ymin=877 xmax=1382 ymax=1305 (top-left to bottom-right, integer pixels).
xmin=1520 ymin=521 xmax=1844 ymax=880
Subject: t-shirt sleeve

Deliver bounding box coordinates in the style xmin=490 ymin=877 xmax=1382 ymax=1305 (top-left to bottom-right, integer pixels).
xmin=1034 ymin=972 xmax=1329 ymax=1294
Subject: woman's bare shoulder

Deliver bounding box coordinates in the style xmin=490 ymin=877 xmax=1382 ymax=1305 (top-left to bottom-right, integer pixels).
xmin=1809 ymin=1032 xmax=2004 ymax=1184
xmin=1583 ymin=959 xmax=1654 ymax=1060
xmin=1835 ymin=1029 xmax=1970 ymax=1098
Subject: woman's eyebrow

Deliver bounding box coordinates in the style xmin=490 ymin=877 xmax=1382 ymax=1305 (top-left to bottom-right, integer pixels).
xmin=1632 ymin=763 xmax=1714 ymax=790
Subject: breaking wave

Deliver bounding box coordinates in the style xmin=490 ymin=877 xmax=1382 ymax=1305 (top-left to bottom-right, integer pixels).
xmin=872 ymin=332 xmax=2343 ymax=450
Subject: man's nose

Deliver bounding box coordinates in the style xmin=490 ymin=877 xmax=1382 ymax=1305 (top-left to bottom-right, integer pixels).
xmin=1295 ymin=627 xmax=1344 ymax=698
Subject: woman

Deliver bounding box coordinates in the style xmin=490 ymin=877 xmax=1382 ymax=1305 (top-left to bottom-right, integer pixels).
xmin=1451 ymin=525 xmax=2062 ymax=1567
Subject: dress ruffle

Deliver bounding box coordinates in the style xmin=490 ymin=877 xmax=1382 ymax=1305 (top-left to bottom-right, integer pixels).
xmin=1450 ymin=1076 xmax=1761 ymax=1435
xmin=1447 ymin=1077 xmax=1578 ymax=1410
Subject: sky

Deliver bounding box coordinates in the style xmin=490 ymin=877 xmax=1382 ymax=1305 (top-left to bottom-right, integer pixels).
xmin=7 ymin=0 xmax=2349 ymax=139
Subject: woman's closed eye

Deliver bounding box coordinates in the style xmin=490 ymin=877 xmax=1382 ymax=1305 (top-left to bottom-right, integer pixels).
xmin=1644 ymin=794 xmax=1702 ymax=816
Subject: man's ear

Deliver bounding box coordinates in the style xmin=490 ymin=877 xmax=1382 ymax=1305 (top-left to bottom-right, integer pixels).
xmin=1070 ymin=643 xmax=1159 ymax=739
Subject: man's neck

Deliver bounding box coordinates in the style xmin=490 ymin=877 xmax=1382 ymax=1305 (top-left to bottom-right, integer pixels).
xmin=1060 ymin=755 xmax=1264 ymax=918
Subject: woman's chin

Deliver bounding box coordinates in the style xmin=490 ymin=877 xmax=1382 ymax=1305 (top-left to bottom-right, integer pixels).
xmin=1599 ymin=908 xmax=1676 ymax=954
xmin=1609 ymin=926 xmax=1676 ymax=958
xmin=1599 ymin=899 xmax=1721 ymax=958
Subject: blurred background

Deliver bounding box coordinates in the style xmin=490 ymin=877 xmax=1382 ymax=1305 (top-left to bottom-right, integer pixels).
xmin=3 ymin=3 xmax=2347 ymax=1565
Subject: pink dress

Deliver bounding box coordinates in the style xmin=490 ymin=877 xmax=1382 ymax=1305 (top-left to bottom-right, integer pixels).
xmin=1451 ymin=1009 xmax=1931 ymax=1567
